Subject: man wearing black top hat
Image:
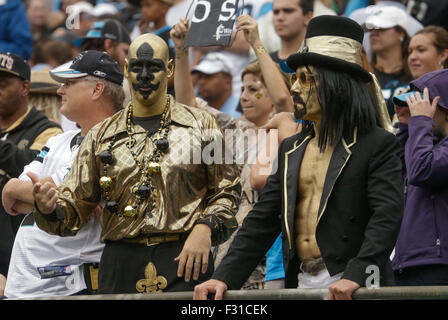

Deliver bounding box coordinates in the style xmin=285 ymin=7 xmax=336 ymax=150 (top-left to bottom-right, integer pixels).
xmin=194 ymin=15 xmax=404 ymax=300
xmin=0 ymin=52 xmax=61 ymax=295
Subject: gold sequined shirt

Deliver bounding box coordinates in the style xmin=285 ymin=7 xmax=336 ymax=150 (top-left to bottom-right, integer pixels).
xmin=34 ymin=98 xmax=241 ymax=244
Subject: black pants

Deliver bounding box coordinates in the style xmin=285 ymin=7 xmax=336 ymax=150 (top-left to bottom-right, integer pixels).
xmin=98 ymin=240 xmax=214 ymax=294
xmin=394 ymin=264 xmax=448 ymax=286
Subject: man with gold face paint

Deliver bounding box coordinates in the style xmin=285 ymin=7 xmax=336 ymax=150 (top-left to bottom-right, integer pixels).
xmin=30 ymin=33 xmax=241 ymax=294
xmin=195 ymin=16 xmax=403 ymax=300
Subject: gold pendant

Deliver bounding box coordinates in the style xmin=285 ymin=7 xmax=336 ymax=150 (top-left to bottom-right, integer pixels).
xmin=99 ymin=176 xmax=112 ymax=189
xmin=136 ymin=262 xmax=167 ymax=293
xmin=148 ymin=162 xmax=161 ymax=173
xmin=124 ymin=205 xmax=136 ymax=217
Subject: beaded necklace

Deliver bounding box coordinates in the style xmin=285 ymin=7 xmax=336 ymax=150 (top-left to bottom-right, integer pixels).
xmin=99 ymin=95 xmax=171 ymax=220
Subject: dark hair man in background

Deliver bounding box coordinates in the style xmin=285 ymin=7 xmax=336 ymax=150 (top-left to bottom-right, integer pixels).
xmin=0 ymin=52 xmax=61 ymax=295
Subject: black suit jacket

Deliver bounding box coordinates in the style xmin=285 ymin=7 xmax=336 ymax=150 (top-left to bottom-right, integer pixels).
xmin=213 ymin=126 xmax=404 ymax=289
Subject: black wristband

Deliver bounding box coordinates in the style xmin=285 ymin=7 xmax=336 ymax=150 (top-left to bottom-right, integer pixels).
xmin=195 ymin=215 xmax=222 ymax=244
xmin=34 ymin=200 xmax=60 ymax=222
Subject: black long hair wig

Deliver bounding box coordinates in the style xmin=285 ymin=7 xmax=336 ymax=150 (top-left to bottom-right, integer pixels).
xmin=310 ymin=67 xmax=379 ymax=152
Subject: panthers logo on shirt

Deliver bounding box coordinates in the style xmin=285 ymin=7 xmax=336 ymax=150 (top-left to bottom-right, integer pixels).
xmin=35 ymin=146 xmax=50 ymax=163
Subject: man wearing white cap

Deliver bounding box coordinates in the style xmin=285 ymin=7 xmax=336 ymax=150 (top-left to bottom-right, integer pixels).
xmin=192 ymin=52 xmax=241 ymax=119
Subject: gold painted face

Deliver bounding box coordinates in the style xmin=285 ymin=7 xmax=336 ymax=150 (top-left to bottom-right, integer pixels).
xmin=125 ymin=34 xmax=173 ymax=105
xmin=290 ymin=66 xmax=321 ymax=123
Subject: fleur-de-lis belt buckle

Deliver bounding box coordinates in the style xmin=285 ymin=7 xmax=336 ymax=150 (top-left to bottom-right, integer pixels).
xmin=136 ymin=262 xmax=167 ymax=293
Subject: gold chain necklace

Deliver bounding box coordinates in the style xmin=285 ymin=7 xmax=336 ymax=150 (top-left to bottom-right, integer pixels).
xmin=99 ymin=95 xmax=171 ymax=219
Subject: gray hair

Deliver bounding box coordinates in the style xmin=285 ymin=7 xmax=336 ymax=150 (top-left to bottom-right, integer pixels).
xmin=84 ymin=75 xmax=125 ymax=112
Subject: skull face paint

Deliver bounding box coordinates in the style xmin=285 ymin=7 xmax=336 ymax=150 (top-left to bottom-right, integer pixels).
xmin=128 ymin=42 xmax=166 ymax=100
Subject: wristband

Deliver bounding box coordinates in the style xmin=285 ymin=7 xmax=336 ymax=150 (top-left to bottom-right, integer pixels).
xmin=34 ymin=200 xmax=61 ymax=222
xmin=175 ymin=49 xmax=188 ymax=60
xmin=34 ymin=200 xmax=45 ymax=214
xmin=254 ymin=45 xmax=267 ymax=57
xmin=195 ymin=215 xmax=222 ymax=244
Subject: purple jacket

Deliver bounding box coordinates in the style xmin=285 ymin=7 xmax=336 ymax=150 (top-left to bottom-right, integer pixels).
xmin=392 ymin=116 xmax=448 ymax=270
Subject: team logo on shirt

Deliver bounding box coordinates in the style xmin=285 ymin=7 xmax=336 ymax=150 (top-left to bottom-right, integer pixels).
xmin=36 ymin=146 xmax=50 ymax=163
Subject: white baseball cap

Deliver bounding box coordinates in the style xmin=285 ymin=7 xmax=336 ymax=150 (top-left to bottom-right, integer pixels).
xmin=191 ymin=52 xmax=233 ymax=76
xmin=91 ymin=3 xmax=118 ymax=17
xmin=364 ymin=6 xmax=408 ymax=31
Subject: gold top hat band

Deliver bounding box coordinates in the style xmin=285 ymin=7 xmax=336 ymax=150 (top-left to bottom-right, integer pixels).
xmin=299 ymin=35 xmax=364 ymax=68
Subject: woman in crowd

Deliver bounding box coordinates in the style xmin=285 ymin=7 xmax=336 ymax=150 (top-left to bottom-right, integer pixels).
xmin=391 ymin=26 xmax=448 ymax=126
xmin=365 ymin=6 xmax=413 ymax=118
xmin=407 ymin=26 xmax=448 ymax=80
xmin=170 ymin=15 xmax=293 ymax=290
